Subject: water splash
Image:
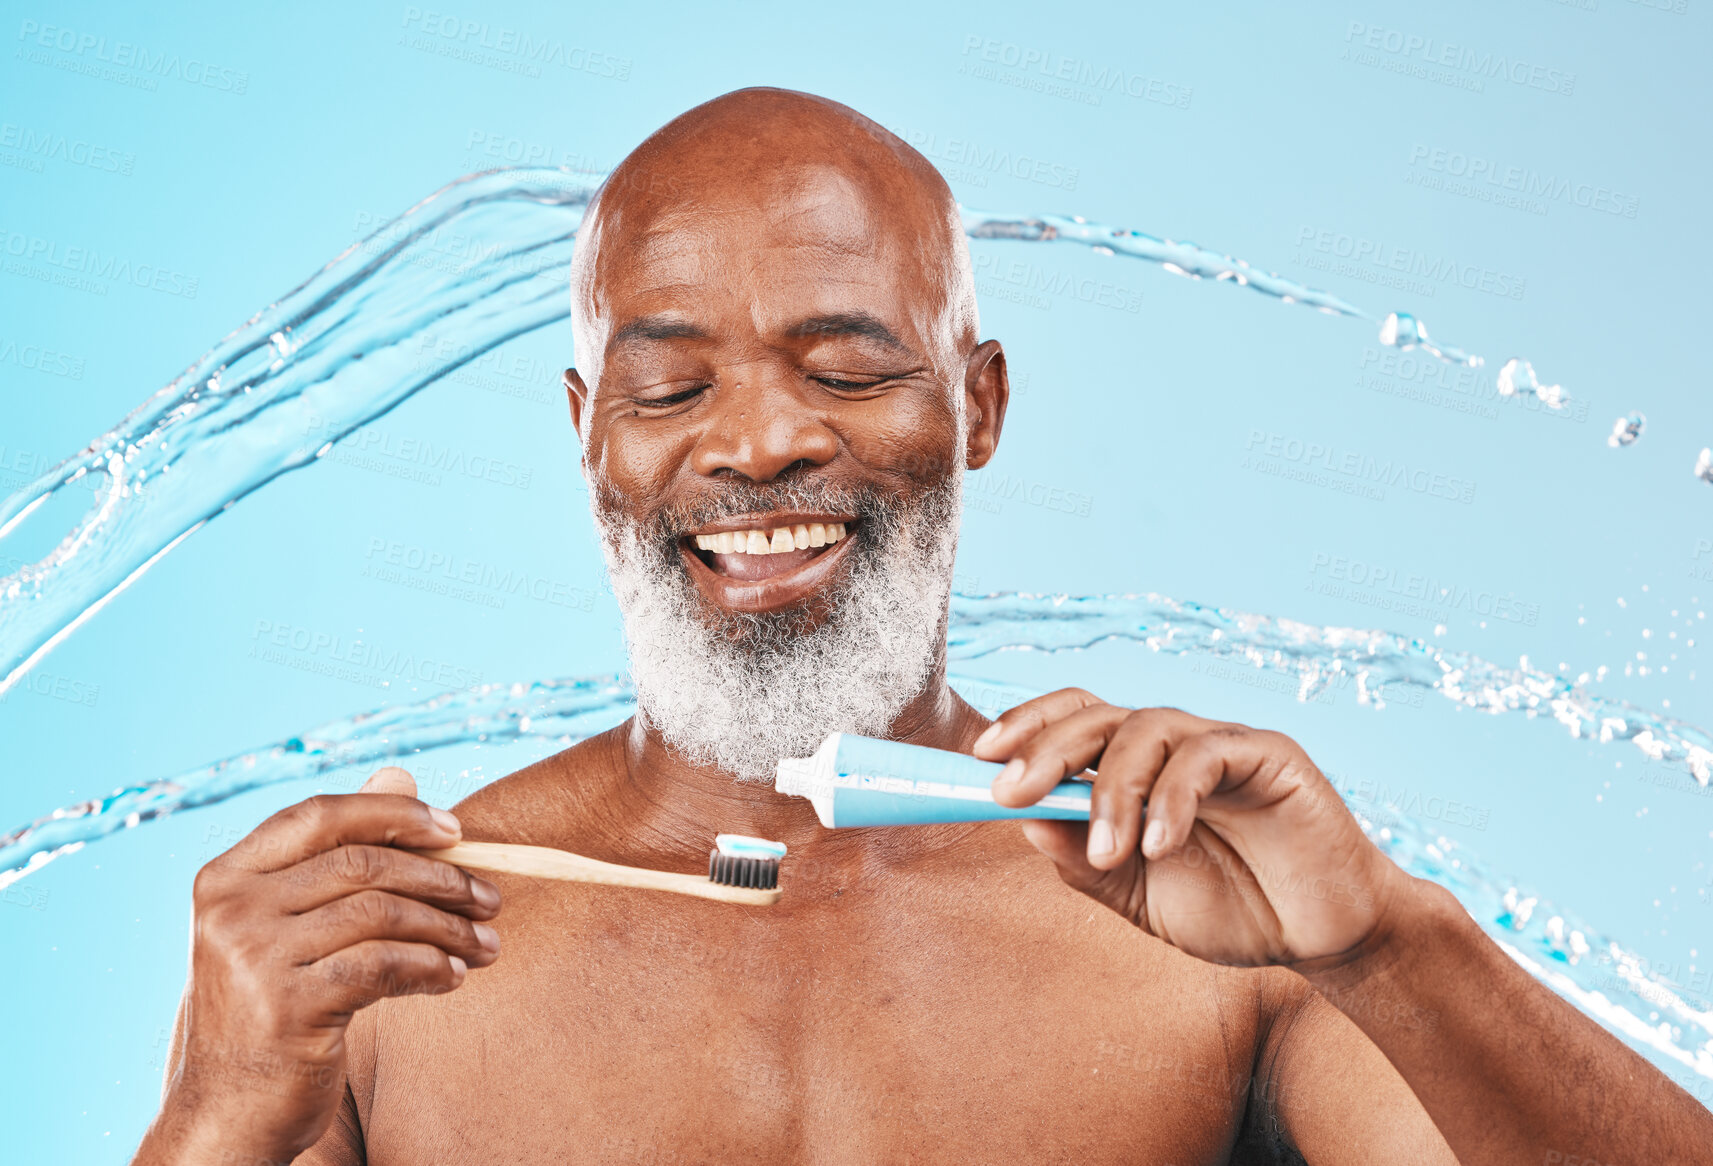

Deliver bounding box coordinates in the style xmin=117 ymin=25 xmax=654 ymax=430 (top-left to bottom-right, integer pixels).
xmin=1345 ymin=793 xmax=1713 ymax=1084
xmin=11 ymin=591 xmax=1707 ymax=877
xmin=959 ymin=209 xmax=1498 ymax=369
xmin=945 ymin=593 xmax=1713 ymax=782
xmin=0 ymin=169 xmax=594 ymax=697
xmin=1608 ymin=413 xmax=1646 ymax=448
xmin=1496 ymin=357 xmax=1567 ymax=409
xmin=958 ymin=207 xmax=1368 ymax=316
xmin=0 ymin=674 xmax=637 ymax=890
xmin=1377 ymin=311 xmax=1481 ymax=367
xmin=0 ymin=170 xmax=1501 ymax=696
xmin=3 ymin=630 xmax=1708 ymax=1083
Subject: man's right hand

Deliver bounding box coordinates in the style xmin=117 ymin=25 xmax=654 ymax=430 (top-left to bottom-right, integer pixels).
xmin=133 ymin=767 xmax=502 ymax=1165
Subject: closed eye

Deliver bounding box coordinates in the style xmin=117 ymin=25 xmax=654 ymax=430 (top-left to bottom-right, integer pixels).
xmin=634 ymin=384 xmax=709 ymax=407
xmin=812 ymin=375 xmax=893 ymax=391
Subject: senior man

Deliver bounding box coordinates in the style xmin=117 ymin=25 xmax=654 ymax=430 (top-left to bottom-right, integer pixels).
xmin=134 ymin=88 xmax=1712 ymax=1165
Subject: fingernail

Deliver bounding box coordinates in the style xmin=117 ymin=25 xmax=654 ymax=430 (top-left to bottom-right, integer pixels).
xmin=1142 ymin=818 xmax=1166 ymax=858
xmin=471 ymin=879 xmax=501 ymax=911
xmin=1088 ymin=819 xmax=1117 ymax=859
xmin=993 ymin=758 xmax=1025 ymax=791
xmin=973 ymin=722 xmax=1002 ymax=751
xmin=448 ymin=955 xmax=468 ymax=980
xmin=429 ymin=807 xmax=462 ymax=837
xmin=473 ymin=922 xmax=500 ymax=952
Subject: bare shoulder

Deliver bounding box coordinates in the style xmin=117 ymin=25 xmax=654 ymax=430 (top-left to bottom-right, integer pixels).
xmin=447 ymin=724 xmax=629 ymax=845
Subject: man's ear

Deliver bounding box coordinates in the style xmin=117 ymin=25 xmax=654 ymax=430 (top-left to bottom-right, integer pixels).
xmin=962 ymin=340 xmax=1009 ymax=471
xmin=564 ymin=368 xmax=590 ymax=440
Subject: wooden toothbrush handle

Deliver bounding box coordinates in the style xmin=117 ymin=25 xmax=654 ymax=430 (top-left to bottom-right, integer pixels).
xmin=403 ymin=840 xmax=781 ymax=906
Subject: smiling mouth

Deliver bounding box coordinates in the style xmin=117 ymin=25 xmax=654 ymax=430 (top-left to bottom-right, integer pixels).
xmin=683 ymin=519 xmax=852 ymax=583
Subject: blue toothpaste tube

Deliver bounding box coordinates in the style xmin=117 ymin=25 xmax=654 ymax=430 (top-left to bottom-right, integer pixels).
xmin=774 ymin=732 xmax=1092 ymax=827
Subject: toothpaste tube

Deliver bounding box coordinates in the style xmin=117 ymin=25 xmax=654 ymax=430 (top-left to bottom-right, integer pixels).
xmin=774 ymin=732 xmax=1091 ymax=827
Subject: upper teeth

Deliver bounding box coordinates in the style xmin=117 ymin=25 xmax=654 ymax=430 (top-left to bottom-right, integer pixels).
xmin=693 ymin=522 xmax=846 ymax=555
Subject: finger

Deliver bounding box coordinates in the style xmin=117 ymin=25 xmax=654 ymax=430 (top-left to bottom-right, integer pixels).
xmin=291 ymin=889 xmax=500 ymax=969
xmin=219 ymin=793 xmax=461 ymax=874
xmin=1019 ymin=819 xmax=1094 ymax=873
xmin=279 ymin=844 xmax=502 ymax=920
xmin=359 ymin=766 xmax=418 ymax=797
xmin=990 ymin=703 xmax=1125 ymax=808
xmin=1084 ymin=708 xmax=1217 ymax=867
xmin=1018 ymin=820 xmax=1147 ymax=925
xmin=302 ymin=940 xmax=470 ymax=1016
xmin=1143 ymin=729 xmax=1260 ymax=859
xmin=971 ymin=688 xmax=1105 ymax=760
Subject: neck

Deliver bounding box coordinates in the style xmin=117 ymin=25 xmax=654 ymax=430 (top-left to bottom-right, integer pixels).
xmin=590 ymin=656 xmax=990 ymax=867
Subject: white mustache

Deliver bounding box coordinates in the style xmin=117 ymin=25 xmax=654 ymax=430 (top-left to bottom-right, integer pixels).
xmin=591 ymin=470 xmax=964 ymax=780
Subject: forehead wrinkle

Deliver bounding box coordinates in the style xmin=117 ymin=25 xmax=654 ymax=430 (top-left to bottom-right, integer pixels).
xmin=768 ymin=165 xmax=883 ymax=253
xmin=608 ymin=216 xmax=932 ymax=344
xmin=574 ymin=97 xmax=978 ymax=378
xmin=603 ymin=221 xmax=713 ymax=290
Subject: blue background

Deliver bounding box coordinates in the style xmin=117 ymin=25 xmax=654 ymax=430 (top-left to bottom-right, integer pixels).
xmin=2 ymin=0 xmax=1709 ymax=1158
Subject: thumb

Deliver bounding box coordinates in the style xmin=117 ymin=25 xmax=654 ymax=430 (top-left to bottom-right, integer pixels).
xmin=1019 ymin=819 xmax=1147 ymax=926
xmin=359 ymin=765 xmax=418 ymax=797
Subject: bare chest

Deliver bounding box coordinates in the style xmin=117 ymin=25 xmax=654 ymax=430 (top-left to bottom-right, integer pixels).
xmin=358 ymin=873 xmax=1258 ymax=1164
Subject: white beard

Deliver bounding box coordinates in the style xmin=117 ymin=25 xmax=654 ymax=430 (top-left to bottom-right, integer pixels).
xmin=590 ymin=472 xmax=963 ymax=781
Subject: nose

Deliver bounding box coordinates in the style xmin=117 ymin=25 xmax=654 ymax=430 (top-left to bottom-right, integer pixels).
xmin=688 ymin=375 xmax=839 ymax=482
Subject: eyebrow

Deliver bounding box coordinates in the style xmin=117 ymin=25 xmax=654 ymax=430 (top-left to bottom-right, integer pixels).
xmin=606 ymin=310 xmax=913 ymax=356
xmin=609 ymin=316 xmax=710 ymax=352
xmin=784 ymin=311 xmax=911 ymax=354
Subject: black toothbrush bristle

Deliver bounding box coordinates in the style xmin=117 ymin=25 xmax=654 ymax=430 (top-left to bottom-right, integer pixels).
xmin=708 ymin=850 xmax=780 ymax=890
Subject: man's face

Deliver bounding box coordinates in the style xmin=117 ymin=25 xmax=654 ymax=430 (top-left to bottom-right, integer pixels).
xmin=564 ymin=159 xmax=1001 ymax=777
xmin=573 ymin=163 xmax=971 ymax=618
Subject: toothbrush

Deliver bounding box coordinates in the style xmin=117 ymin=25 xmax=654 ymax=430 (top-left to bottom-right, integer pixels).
xmin=404 ymin=833 xmax=786 ymax=906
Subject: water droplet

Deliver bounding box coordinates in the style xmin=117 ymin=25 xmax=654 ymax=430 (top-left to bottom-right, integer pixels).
xmin=1496 ymin=358 xmax=1566 ymax=408
xmin=1607 ymin=412 xmax=1646 ymax=447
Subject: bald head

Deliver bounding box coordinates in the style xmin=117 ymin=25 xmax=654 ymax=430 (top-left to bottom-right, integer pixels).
xmin=568 ymin=87 xmax=978 ymax=386
xmin=560 ymin=86 xmax=1010 ymax=635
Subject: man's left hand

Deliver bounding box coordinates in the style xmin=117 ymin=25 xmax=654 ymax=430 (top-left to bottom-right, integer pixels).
xmin=976 ymin=689 xmax=1411 ymax=970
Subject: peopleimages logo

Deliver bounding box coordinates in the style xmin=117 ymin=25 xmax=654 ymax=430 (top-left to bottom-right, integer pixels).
xmin=0 ymin=666 xmax=100 ymax=709
xmin=304 ymin=413 xmax=535 ymax=491
xmin=1243 ymin=430 xmax=1477 ymax=505
xmin=1308 ymin=552 xmax=1541 ymax=627
xmin=411 ymin=333 xmax=560 ymax=407
xmin=1295 ymin=226 xmax=1526 ymax=301
xmin=971 ymin=253 xmax=1143 ymax=314
xmin=965 ymin=467 xmax=1095 ymax=517
xmin=958 ymin=35 xmax=1192 ymax=110
xmin=1356 ymin=347 xmax=1592 ymax=426
xmin=15 ymin=19 xmax=249 ymax=94
xmin=462 ymin=129 xmax=612 ymax=174
xmin=398 ymin=8 xmax=631 ymax=80
xmin=1406 ymin=144 xmax=1640 ymax=219
xmin=249 ymin=619 xmax=486 ymax=694
xmin=1329 ymin=772 xmax=1492 ymax=831
xmin=888 ymin=125 xmax=1079 ymax=191
xmin=362 ymin=536 xmax=599 ymax=614
xmin=0 ymin=227 xmax=199 ymax=298
xmin=0 ymin=123 xmax=135 ymax=175
xmin=0 ymin=337 xmax=85 ymax=380
xmin=1343 ymin=22 xmax=1576 ymax=96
